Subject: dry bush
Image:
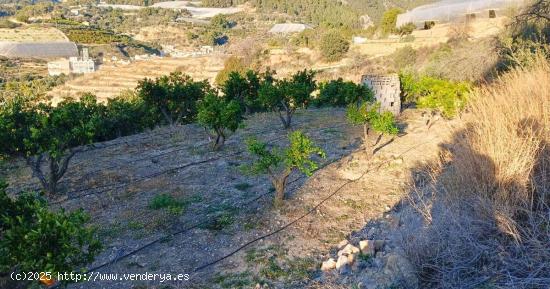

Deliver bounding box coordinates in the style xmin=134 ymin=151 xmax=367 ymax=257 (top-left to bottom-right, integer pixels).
xmin=401 ymin=61 xmax=550 ymax=288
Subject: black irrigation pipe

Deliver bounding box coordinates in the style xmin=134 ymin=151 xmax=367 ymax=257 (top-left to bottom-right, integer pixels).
xmin=52 ymin=151 xmax=243 ymax=205
xmin=53 ymin=123 xmax=351 ymax=205
xmin=76 ymin=155 xmax=345 ymax=277
xmin=191 ymin=136 xmax=440 ymax=273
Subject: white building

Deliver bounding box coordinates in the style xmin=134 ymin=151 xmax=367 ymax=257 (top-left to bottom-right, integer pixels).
xmin=48 ymin=48 xmax=95 ymax=76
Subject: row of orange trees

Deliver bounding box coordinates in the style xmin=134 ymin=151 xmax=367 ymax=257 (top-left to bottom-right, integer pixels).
xmin=0 ymin=68 xmax=407 ymax=287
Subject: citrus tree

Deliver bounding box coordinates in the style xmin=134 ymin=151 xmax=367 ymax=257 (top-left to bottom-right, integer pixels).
xmin=259 ymin=70 xmax=316 ymax=129
xmin=347 ymin=101 xmax=399 ymax=155
xmin=400 ymin=73 xmax=470 ymax=120
xmin=137 ymin=72 xmax=210 ymax=125
xmin=0 ymin=181 xmax=101 ymax=288
xmin=197 ymin=93 xmax=244 ymax=150
xmin=221 ymin=70 xmax=262 ymax=114
xmin=317 ymin=78 xmax=374 ymax=107
xmin=0 ymin=95 xmax=105 ymax=195
xmin=245 ymin=131 xmax=325 ymax=207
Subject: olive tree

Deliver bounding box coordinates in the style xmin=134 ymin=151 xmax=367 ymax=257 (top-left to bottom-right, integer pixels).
xmin=346 ymin=102 xmax=399 ymax=155
xmin=197 ymin=93 xmax=244 ymax=150
xmin=137 ymin=72 xmax=210 ymax=125
xmin=245 ymin=131 xmax=325 ymax=207
xmin=0 ymin=181 xmax=101 ymax=288
xmin=259 ymin=70 xmax=316 ymax=129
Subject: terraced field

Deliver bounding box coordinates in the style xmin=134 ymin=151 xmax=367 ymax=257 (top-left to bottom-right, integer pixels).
xmin=49 ymin=55 xmax=227 ymax=103
xmin=0 ymin=26 xmax=68 ymax=42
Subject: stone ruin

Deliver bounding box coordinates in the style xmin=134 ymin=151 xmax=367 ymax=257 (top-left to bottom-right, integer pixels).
xmin=361 ymin=74 xmax=401 ymax=116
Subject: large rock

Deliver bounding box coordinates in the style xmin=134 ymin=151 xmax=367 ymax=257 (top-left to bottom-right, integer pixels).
xmin=321 ymin=258 xmax=337 ymax=271
xmin=336 ymin=255 xmax=351 ymax=275
xmin=359 ymin=240 xmax=375 ymax=256
xmin=337 ymin=239 xmax=349 ymax=249
xmin=338 ymin=244 xmax=360 ymax=256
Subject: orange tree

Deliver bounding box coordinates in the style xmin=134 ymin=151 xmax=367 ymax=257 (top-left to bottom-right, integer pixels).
xmin=258 ymin=70 xmax=316 ymax=129
xmin=244 ymin=131 xmax=325 ymax=207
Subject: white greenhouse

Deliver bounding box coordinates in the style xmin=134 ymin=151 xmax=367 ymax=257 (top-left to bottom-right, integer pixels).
xmin=396 ymin=0 xmax=526 ymax=28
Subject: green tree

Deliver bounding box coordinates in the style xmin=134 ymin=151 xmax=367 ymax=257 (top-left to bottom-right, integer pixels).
xmin=319 ymin=31 xmax=350 ymax=62
xmin=222 ymin=70 xmax=263 ymax=114
xmin=346 ymin=101 xmax=399 ymax=155
xmin=259 ymin=70 xmax=316 ymax=129
xmin=0 ymin=181 xmax=101 ymax=287
xmin=197 ymin=93 xmax=244 ymax=150
xmin=399 ymin=73 xmax=470 ymax=118
xmin=137 ymin=72 xmax=210 ymax=125
xmin=0 ymin=95 xmax=104 ymax=195
xmin=317 ymin=78 xmax=373 ymax=107
xmin=245 ymin=131 xmax=325 ymax=207
xmin=100 ymin=92 xmax=156 ymax=139
xmin=380 ymin=8 xmax=403 ymax=36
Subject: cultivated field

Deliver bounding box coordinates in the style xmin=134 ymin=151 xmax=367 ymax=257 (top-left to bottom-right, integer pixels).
xmin=0 ymin=26 xmax=68 ymax=42
xmin=49 ymin=54 xmax=227 ymax=103
xmin=4 ymin=107 xmax=457 ymax=289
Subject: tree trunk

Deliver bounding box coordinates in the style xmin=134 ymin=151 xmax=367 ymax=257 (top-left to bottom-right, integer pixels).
xmin=26 ymin=149 xmax=80 ymax=196
xmin=213 ymin=129 xmax=225 ymax=151
xmin=272 ymin=168 xmax=291 ymax=208
xmin=278 ymin=102 xmax=293 ymax=129
xmin=160 ymin=107 xmax=174 ymax=126
xmin=363 ymin=124 xmax=373 ymax=156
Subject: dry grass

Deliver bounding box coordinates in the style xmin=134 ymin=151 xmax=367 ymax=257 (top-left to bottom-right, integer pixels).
xmin=402 ymin=62 xmax=550 ymax=288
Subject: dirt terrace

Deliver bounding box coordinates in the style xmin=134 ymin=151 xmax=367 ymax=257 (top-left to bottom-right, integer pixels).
xmin=4 ymin=108 xmax=457 ymax=289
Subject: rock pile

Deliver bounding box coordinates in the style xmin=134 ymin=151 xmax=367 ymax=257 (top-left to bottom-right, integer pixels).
xmin=321 ymin=239 xmax=385 ymax=275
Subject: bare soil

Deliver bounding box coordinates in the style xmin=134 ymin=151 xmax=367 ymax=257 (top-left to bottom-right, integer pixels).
xmin=3 ymin=107 xmax=459 ymax=289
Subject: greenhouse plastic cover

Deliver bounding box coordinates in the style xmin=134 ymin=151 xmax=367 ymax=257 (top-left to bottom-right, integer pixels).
xmin=396 ymin=0 xmax=526 ymax=27
xmin=0 ymin=41 xmax=78 ymax=58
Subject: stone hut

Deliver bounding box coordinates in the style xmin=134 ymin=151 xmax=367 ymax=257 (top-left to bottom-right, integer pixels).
xmin=361 ymin=74 xmax=401 ymax=116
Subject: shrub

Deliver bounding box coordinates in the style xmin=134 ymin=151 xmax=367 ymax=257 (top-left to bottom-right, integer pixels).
xmin=380 ymin=8 xmax=403 ymax=36
xmin=391 ymin=46 xmax=417 ymax=69
xmin=397 ymin=22 xmax=416 ymax=36
xmin=0 ymin=181 xmax=101 ymax=285
xmin=215 ymin=56 xmax=248 ymax=86
xmin=319 ymin=31 xmax=350 ymax=62
xmin=402 ymin=61 xmax=550 ymax=289
xmin=245 ymin=131 xmax=325 ymax=207
xmin=197 ymin=93 xmax=244 ymax=150
xmin=316 ymin=78 xmax=373 ymax=107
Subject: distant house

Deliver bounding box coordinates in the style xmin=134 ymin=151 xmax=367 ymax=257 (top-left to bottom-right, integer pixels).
xmin=268 ymin=23 xmax=313 ymax=34
xmin=48 ymin=48 xmax=95 ymax=76
xmin=362 ymin=74 xmax=401 ymax=116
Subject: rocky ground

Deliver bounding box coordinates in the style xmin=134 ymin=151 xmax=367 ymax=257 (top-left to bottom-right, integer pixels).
xmin=3 ymin=107 xmax=458 ymax=289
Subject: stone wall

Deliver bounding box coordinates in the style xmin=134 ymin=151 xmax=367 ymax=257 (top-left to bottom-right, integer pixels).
xmin=362 ymin=74 xmax=401 ymax=116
